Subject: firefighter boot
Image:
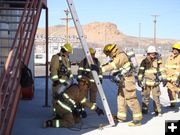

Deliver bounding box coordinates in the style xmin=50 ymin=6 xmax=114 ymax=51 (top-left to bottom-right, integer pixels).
xmin=128 ymin=120 xmax=141 ymax=127
xmin=112 ymin=115 xmax=126 ymax=123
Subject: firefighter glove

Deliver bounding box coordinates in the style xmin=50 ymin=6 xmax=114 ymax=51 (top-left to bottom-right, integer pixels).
xmin=90 ymin=64 xmax=99 ymax=73
xmin=53 ymin=80 xmax=60 ymax=87
xmin=95 ymin=107 xmax=104 ymax=116
xmin=72 ymin=108 xmax=81 ymax=117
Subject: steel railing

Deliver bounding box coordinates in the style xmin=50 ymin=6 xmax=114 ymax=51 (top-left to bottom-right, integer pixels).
xmin=0 ymin=0 xmax=48 ymax=135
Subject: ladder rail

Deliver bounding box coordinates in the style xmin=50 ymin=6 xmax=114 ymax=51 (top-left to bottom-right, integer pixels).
xmin=66 ymin=0 xmax=115 ymax=126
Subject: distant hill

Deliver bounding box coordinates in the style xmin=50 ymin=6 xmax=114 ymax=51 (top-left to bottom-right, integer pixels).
xmin=36 ymin=22 xmax=177 ymax=48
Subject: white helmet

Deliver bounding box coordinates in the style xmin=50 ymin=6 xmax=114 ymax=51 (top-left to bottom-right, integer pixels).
xmin=147 ymin=45 xmax=157 ymax=53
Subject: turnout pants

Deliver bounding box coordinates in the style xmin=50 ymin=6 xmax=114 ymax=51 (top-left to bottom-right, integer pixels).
xmin=89 ymin=82 xmax=98 ymax=103
xmin=167 ymin=82 xmax=180 ymax=107
xmin=142 ymin=85 xmax=161 ymax=113
xmin=117 ymin=76 xmax=142 ymax=121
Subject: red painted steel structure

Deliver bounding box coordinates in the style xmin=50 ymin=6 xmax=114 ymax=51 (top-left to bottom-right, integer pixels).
xmin=0 ymin=0 xmax=48 ymax=135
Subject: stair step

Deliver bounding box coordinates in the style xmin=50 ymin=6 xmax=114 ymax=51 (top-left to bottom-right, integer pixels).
xmin=0 ymin=20 xmax=20 ymax=24
xmin=0 ymin=37 xmax=29 ymax=40
xmin=0 ymin=7 xmax=25 ymax=10
xmin=0 ymin=28 xmax=31 ymax=32
xmin=0 ymin=14 xmax=22 ymax=17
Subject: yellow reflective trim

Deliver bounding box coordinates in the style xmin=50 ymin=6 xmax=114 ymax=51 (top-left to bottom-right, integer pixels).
xmin=57 ymin=100 xmax=72 ymax=112
xmin=165 ymin=64 xmax=179 ymax=69
xmin=145 ymin=80 xmax=157 ymax=86
xmin=69 ymin=99 xmax=76 ymax=105
xmin=68 ymin=67 xmax=71 ymax=70
xmin=85 ymin=68 xmax=91 ymax=72
xmin=138 ymin=74 xmax=143 ymax=80
xmin=145 ymin=69 xmax=157 ymax=74
xmin=91 ymin=103 xmax=96 ymax=110
xmin=122 ymin=62 xmax=131 ymax=68
xmin=78 ymin=67 xmax=84 ymax=70
xmin=161 ymin=74 xmax=166 ymax=78
xmin=59 ymin=79 xmax=66 ymax=83
xmin=139 ymin=67 xmax=145 ymax=70
xmin=117 ymin=112 xmax=126 ymax=117
xmin=78 ymin=75 xmax=82 ymax=79
xmin=170 ymin=100 xmax=177 ymax=103
xmin=159 ymin=69 xmax=165 ymax=72
xmin=55 ymin=120 xmax=60 ymax=127
xmin=167 ymin=77 xmax=178 ymax=81
xmin=110 ymin=62 xmax=117 ymax=70
xmin=127 ymin=51 xmax=134 ymax=56
xmin=80 ymin=97 xmax=87 ymax=104
xmin=59 ymin=57 xmax=62 ymax=60
xmin=70 ymin=74 xmax=73 ymax=78
xmin=63 ymin=93 xmax=69 ymax=98
xmin=90 ymin=79 xmax=95 ymax=82
xmin=63 ymin=93 xmax=76 ymax=105
xmin=51 ymin=75 xmax=58 ymax=80
xmin=102 ymin=67 xmax=105 ymax=73
xmin=53 ymin=108 xmax=56 ymax=112
xmin=133 ymin=113 xmax=142 ymax=118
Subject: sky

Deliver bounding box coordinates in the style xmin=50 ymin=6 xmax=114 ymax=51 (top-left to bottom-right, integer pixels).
xmin=38 ymin=0 xmax=180 ymax=40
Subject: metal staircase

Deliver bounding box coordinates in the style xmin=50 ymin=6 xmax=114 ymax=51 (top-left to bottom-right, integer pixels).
xmin=0 ymin=0 xmax=48 ymax=135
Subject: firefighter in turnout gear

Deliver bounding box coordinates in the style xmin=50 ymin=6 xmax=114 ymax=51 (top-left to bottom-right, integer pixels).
xmin=100 ymin=44 xmax=142 ymax=126
xmin=77 ymin=48 xmax=103 ymax=103
xmin=164 ymin=43 xmax=180 ymax=108
xmin=43 ymin=77 xmax=104 ymax=128
xmin=50 ymin=43 xmax=74 ymax=115
xmin=138 ymin=45 xmax=166 ymax=116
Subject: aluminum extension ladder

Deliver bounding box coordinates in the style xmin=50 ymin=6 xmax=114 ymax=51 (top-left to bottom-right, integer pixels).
xmin=66 ymin=0 xmax=115 ymax=126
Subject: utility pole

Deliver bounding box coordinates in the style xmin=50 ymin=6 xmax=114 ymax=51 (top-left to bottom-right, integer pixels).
xmin=138 ymin=22 xmax=141 ymax=54
xmin=60 ymin=9 xmax=72 ymax=43
xmin=151 ymin=15 xmax=159 ymax=45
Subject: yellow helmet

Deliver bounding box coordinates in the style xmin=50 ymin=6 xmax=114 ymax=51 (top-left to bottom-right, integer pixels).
xmin=89 ymin=48 xmax=96 ymax=54
xmin=103 ymin=44 xmax=116 ymax=55
xmin=172 ymin=43 xmax=180 ymax=50
xmin=63 ymin=43 xmax=73 ymax=53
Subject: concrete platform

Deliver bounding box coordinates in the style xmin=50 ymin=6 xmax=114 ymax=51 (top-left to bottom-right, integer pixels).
xmin=12 ymin=77 xmax=180 ymax=135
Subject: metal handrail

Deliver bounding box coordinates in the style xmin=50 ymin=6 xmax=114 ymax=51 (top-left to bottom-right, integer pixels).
xmin=0 ymin=0 xmax=47 ymax=134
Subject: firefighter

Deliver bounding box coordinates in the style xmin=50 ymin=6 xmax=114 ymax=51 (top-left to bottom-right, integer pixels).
xmin=95 ymin=44 xmax=142 ymax=126
xmin=164 ymin=43 xmax=180 ymax=108
xmin=43 ymin=77 xmax=104 ymax=128
xmin=138 ymin=45 xmax=166 ymax=116
xmin=77 ymin=48 xmax=103 ymax=103
xmin=49 ymin=43 xmax=74 ymax=115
